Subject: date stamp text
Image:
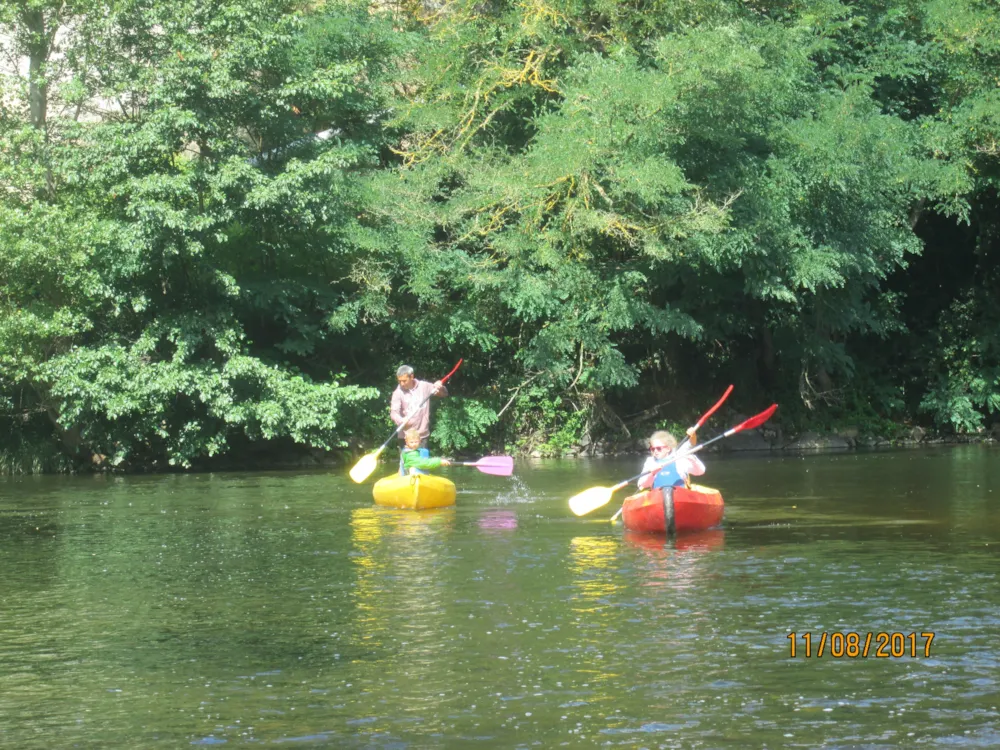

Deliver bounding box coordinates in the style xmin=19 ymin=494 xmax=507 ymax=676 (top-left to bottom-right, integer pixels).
xmin=787 ymin=632 xmax=935 ymax=658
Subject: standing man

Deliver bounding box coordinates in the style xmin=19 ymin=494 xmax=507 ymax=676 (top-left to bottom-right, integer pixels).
xmin=390 ymin=365 xmax=448 ymax=450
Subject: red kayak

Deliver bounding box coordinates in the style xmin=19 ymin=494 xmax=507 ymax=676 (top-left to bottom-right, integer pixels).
xmin=621 ymin=484 xmax=724 ymax=534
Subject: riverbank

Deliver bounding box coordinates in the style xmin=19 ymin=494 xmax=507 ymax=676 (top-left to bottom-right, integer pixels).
xmin=3 ymin=422 xmax=998 ymax=475
xmin=549 ymin=424 xmax=1000 ymax=458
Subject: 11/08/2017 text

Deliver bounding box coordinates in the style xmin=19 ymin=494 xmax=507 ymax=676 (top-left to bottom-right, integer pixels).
xmin=787 ymin=632 xmax=935 ymax=658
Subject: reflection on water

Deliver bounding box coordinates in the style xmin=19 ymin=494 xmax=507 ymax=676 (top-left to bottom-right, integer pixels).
xmin=346 ymin=506 xmax=459 ymax=741
xmin=620 ymin=529 xmax=726 ymax=592
xmin=569 ymin=535 xmax=621 ymax=605
xmin=477 ymin=508 xmax=518 ymax=532
xmin=622 ymin=528 xmax=726 ymax=554
xmin=349 ymin=505 xmax=455 ymax=649
xmin=0 ymin=445 xmax=998 ymax=747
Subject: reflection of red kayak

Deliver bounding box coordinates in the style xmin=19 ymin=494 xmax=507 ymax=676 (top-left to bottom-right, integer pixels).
xmin=674 ymin=528 xmax=725 ymax=551
xmin=622 ymin=530 xmax=668 ymax=553
xmin=621 ymin=484 xmax=724 ymax=534
xmin=623 ymin=528 xmax=725 ymax=553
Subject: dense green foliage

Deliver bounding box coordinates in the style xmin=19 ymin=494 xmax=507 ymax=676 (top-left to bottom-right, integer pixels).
xmin=1 ymin=0 xmax=398 ymax=468
xmin=1 ymin=0 xmax=998 ymax=470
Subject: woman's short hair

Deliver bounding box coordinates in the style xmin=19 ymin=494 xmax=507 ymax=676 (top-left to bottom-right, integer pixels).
xmin=648 ymin=430 xmax=677 ymax=449
xmin=396 ymin=365 xmax=414 ymax=377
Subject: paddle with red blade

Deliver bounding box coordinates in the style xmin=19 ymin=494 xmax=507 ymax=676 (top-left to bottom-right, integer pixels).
xmin=569 ymin=402 xmax=778 ymax=517
xmin=455 ymin=456 xmax=514 ymax=477
xmin=633 ymin=383 xmax=733 ymax=494
xmin=349 ymin=359 xmax=463 ymax=483
xmin=677 ymin=384 xmax=733 ymax=452
xmin=565 ymin=386 xmax=734 ymax=516
xmin=675 ymin=403 xmax=778 ymax=457
xmin=608 ymin=404 xmax=779 ymax=521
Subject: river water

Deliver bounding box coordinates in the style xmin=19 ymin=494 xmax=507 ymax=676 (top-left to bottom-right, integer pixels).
xmin=1 ymin=446 xmax=998 ymax=747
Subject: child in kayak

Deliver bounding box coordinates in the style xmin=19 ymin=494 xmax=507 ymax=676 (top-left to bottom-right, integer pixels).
xmin=638 ymin=429 xmax=705 ymax=490
xmin=400 ymin=429 xmax=452 ymax=476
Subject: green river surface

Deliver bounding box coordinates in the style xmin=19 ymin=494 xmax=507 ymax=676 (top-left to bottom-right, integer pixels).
xmin=1 ymin=445 xmax=998 ymax=748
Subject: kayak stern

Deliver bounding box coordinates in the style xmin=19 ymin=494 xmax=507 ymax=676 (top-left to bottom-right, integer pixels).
xmin=621 ymin=484 xmax=724 ymax=534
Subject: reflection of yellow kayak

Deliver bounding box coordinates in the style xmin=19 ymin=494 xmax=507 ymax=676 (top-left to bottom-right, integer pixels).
xmin=372 ymin=473 xmax=457 ymax=510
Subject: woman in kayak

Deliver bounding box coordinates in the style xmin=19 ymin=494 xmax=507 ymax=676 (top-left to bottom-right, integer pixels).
xmin=638 ymin=430 xmax=705 ymax=491
xmin=400 ymin=429 xmax=452 ymax=476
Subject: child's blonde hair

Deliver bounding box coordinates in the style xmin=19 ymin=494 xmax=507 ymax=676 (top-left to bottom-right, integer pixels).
xmin=403 ymin=429 xmax=421 ymax=441
xmin=648 ymin=430 xmax=677 ymax=449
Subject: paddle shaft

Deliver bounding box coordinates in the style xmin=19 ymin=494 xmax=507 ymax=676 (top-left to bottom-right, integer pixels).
xmin=608 ymin=437 xmax=724 ymax=524
xmin=648 ymin=403 xmax=777 ymax=478
xmin=677 ymin=384 xmax=733 ymax=454
xmin=378 ymin=359 xmax=463 ymax=452
xmin=609 ymin=403 xmax=777 ymax=520
xmin=620 ymin=386 xmax=734 ymax=497
xmin=610 ymin=434 xmax=726 ymax=520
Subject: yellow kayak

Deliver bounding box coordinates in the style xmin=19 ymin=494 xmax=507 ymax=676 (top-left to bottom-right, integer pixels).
xmin=372 ymin=473 xmax=457 ymax=510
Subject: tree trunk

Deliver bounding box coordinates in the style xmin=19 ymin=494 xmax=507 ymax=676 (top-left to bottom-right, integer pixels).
xmin=815 ymin=366 xmax=834 ymax=393
xmin=758 ymin=325 xmax=776 ymax=388
xmin=22 ymin=7 xmax=50 ymax=131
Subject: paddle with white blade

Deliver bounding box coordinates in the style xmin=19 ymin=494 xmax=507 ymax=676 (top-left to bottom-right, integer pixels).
xmin=348 ymin=359 xmax=463 ymax=483
xmin=569 ymin=403 xmax=778 ymax=518
xmin=455 ymin=456 xmax=515 ymax=477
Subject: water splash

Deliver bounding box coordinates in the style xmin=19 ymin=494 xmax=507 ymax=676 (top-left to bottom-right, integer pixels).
xmin=490 ymin=475 xmax=535 ymax=505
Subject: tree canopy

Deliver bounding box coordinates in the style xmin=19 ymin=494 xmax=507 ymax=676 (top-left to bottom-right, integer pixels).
xmin=1 ymin=0 xmax=998 ymax=471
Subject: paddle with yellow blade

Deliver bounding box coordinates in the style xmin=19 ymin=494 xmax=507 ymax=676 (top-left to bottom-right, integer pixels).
xmin=604 ymin=383 xmax=734 ymax=520
xmin=348 ymin=359 xmax=463 ymax=483
xmin=567 ymin=385 xmax=733 ymax=517
xmin=569 ymin=401 xmax=777 ymax=518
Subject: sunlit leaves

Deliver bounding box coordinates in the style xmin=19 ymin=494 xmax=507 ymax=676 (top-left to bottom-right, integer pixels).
xmin=0 ymin=0 xmax=395 ymax=468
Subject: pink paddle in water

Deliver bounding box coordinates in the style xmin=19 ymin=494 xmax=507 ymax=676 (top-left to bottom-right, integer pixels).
xmin=457 ymin=456 xmax=514 ymax=476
